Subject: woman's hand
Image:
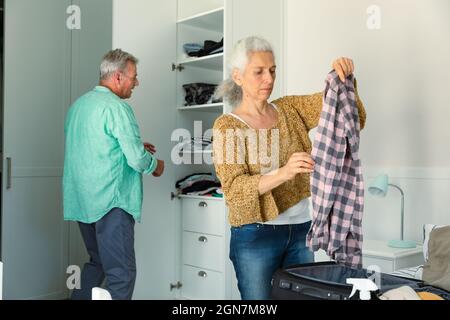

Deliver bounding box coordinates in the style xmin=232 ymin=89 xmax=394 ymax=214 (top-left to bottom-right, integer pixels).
xmin=258 ymin=152 xmax=315 ymax=195
xmin=280 ymin=152 xmax=315 ymax=181
xmin=332 ymin=57 xmax=354 ymax=82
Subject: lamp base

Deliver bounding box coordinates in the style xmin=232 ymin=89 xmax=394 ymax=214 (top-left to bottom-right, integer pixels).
xmin=388 ymin=239 xmax=417 ymax=249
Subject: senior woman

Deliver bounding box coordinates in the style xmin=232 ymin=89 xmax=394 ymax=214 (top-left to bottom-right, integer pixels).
xmin=212 ymin=36 xmax=366 ymax=300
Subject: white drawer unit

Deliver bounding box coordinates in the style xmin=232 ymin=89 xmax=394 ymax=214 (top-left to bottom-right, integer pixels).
xmin=182 ymin=231 xmax=225 ymax=272
xmin=181 ymin=197 xmax=226 ymax=236
xmin=313 ymin=240 xmax=424 ymax=274
xmin=179 ymin=196 xmax=230 ymax=300
xmin=182 ymin=265 xmax=226 ymax=300
xmin=362 ymin=240 xmax=424 ymax=273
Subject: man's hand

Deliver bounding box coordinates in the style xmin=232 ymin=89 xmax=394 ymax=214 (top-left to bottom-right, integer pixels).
xmin=332 ymin=57 xmax=355 ymax=82
xmin=152 ymin=159 xmax=164 ymax=177
xmin=144 ymin=142 xmax=156 ymax=154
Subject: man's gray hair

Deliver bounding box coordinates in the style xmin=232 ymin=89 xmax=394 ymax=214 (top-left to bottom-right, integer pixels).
xmin=214 ymin=36 xmax=274 ymax=107
xmin=100 ymin=49 xmax=139 ymax=80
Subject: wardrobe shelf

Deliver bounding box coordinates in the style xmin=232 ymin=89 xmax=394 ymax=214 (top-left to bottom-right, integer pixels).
xmin=177 ymin=7 xmax=224 ymax=32
xmin=177 ymin=194 xmax=224 ymax=201
xmin=177 ymin=53 xmax=223 ymax=71
xmin=177 ymin=103 xmax=223 ymax=112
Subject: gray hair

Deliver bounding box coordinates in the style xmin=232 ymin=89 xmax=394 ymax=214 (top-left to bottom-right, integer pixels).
xmin=214 ymin=36 xmax=274 ymax=107
xmin=100 ymin=49 xmax=139 ymax=80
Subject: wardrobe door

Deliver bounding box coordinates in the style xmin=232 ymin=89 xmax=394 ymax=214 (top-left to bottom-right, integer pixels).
xmin=2 ymin=0 xmax=71 ymax=299
xmin=67 ymin=0 xmax=113 ymax=282
xmin=113 ymin=0 xmax=178 ymax=299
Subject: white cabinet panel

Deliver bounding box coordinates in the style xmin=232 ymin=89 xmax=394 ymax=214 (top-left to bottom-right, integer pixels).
xmin=113 ymin=0 xmax=178 ymax=300
xmin=182 ymin=231 xmax=225 ymax=272
xmin=68 ymin=0 xmax=113 ymax=280
xmin=2 ymin=0 xmax=71 ymax=300
xmin=2 ymin=178 xmax=67 ymax=299
xmin=182 ymin=198 xmax=226 ymax=236
xmin=182 ymin=265 xmax=225 ymax=300
xmin=0 ymin=261 xmax=3 ymax=300
xmin=177 ymin=0 xmax=224 ymax=20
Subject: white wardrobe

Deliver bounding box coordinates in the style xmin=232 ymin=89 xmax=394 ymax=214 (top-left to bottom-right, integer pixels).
xmin=1 ymin=0 xmax=112 ymax=299
xmin=113 ymin=0 xmax=285 ymax=299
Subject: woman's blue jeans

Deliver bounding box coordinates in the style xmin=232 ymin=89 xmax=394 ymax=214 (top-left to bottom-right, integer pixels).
xmin=230 ymin=221 xmax=314 ymax=300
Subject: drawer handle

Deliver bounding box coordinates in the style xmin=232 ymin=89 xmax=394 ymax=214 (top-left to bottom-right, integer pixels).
xmin=198 ymin=201 xmax=208 ymax=208
xmin=198 ymin=271 xmax=208 ymax=278
xmin=198 ymin=236 xmax=208 ymax=243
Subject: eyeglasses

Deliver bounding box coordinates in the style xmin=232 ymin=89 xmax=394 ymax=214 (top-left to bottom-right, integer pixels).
xmin=120 ymin=73 xmax=138 ymax=83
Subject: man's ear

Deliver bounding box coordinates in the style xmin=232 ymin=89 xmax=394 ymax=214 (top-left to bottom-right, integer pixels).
xmin=114 ymin=71 xmax=122 ymax=84
xmin=232 ymin=68 xmax=242 ymax=86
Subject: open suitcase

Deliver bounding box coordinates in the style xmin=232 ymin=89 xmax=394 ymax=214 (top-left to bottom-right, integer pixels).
xmin=271 ymin=261 xmax=439 ymax=300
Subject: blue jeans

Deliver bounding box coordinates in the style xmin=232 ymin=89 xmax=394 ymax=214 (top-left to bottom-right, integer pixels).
xmin=230 ymin=221 xmax=314 ymax=300
xmin=71 ymin=207 xmax=136 ymax=300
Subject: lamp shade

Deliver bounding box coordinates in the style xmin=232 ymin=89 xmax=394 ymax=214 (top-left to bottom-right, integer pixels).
xmin=368 ymin=174 xmax=388 ymax=197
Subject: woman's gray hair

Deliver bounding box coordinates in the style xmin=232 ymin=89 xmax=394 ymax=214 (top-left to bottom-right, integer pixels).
xmin=214 ymin=36 xmax=274 ymax=107
xmin=100 ymin=49 xmax=139 ymax=80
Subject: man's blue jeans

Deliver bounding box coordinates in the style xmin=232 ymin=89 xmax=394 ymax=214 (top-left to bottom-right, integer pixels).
xmin=71 ymin=207 xmax=136 ymax=300
xmin=230 ymin=221 xmax=314 ymax=300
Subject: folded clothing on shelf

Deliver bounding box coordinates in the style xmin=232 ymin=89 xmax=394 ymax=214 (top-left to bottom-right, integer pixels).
xmin=183 ymin=43 xmax=203 ymax=55
xmin=179 ymin=137 xmax=212 ymax=153
xmin=175 ymin=173 xmax=222 ymax=197
xmin=183 ymin=38 xmax=223 ymax=57
xmin=183 ymin=83 xmax=222 ymax=106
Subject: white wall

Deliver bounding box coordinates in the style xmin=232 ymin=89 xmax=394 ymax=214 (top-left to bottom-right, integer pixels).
xmin=285 ymin=0 xmax=450 ymax=242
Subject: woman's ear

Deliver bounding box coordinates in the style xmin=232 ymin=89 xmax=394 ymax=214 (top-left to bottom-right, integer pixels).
xmin=232 ymin=68 xmax=242 ymax=86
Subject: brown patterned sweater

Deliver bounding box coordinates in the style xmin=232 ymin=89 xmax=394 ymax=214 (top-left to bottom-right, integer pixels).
xmin=213 ymin=87 xmax=366 ymax=227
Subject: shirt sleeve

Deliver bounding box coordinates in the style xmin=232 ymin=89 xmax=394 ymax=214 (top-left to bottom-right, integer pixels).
xmin=105 ymin=102 xmax=157 ymax=175
xmin=273 ymin=78 xmax=366 ymax=132
xmin=212 ymin=117 xmax=263 ymax=217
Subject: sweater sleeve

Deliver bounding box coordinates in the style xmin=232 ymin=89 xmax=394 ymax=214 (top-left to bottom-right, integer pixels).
xmin=273 ymin=79 xmax=366 ymax=131
xmin=212 ymin=116 xmax=262 ymax=217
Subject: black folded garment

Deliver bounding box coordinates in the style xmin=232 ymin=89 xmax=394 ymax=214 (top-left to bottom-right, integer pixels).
xmin=175 ymin=172 xmax=214 ymax=189
xmin=183 ymin=83 xmax=220 ymax=106
xmin=180 ymin=180 xmax=222 ymax=195
xmin=187 ymin=38 xmax=223 ymax=57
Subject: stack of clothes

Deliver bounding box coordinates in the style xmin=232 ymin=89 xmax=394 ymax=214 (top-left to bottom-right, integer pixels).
xmin=179 ymin=137 xmax=212 ymax=153
xmin=182 ymin=83 xmax=222 ymax=106
xmin=175 ymin=173 xmax=223 ymax=198
xmin=183 ymin=38 xmax=223 ymax=57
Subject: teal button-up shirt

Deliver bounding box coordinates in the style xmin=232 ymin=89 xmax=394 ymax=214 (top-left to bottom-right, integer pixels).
xmin=63 ymin=86 xmax=157 ymax=223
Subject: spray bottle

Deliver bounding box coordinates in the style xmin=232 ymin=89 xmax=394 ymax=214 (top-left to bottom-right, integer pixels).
xmin=346 ymin=278 xmax=379 ymax=300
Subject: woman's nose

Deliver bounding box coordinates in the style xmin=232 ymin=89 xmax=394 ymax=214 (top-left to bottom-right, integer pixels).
xmin=265 ymin=72 xmax=275 ymax=84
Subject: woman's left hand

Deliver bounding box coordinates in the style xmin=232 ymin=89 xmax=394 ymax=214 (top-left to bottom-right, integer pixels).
xmin=332 ymin=57 xmax=354 ymax=82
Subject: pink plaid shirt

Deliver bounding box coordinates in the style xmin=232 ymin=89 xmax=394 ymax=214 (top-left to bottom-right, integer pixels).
xmin=306 ymin=71 xmax=364 ymax=269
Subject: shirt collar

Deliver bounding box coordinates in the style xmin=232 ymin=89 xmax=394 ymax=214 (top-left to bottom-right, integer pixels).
xmin=94 ymin=85 xmax=112 ymax=93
